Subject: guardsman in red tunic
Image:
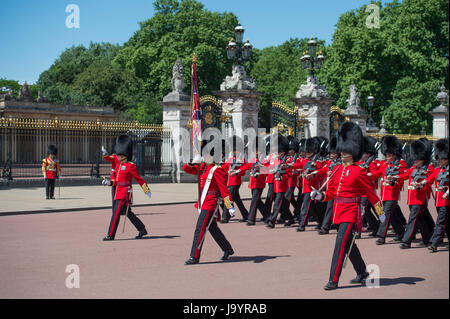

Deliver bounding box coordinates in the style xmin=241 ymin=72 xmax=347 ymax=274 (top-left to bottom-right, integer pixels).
xmin=103 ymin=135 xmax=150 ymax=241
xmin=238 ymin=138 xmax=269 ymax=225
xmin=42 ymin=145 xmax=61 ymax=200
xmin=221 ymin=136 xmax=248 ymax=222
xmin=262 ymin=135 xmax=277 ymax=213
xmin=183 ymin=141 xmax=236 ymax=265
xmin=317 ymin=136 xmax=341 ymax=234
xmin=284 ymin=137 xmax=302 ymax=224
xmin=355 ymin=136 xmax=381 ymax=238
xmin=422 ymin=139 xmax=449 ymax=252
xmin=396 ymin=138 xmax=434 ymax=248
xmin=294 ymin=137 xmax=326 ymax=231
xmin=368 ymin=135 xmax=407 ymax=245
xmin=265 ymin=134 xmax=295 ymax=228
xmin=311 ymin=122 xmax=385 ymax=290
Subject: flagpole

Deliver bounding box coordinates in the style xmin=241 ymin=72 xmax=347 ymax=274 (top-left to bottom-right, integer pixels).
xmin=191 ymin=53 xmax=202 ymax=205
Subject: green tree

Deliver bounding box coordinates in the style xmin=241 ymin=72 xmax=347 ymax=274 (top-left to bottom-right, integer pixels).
xmin=37 ymin=42 xmax=122 ymax=105
xmin=322 ymin=0 xmax=448 ymax=133
xmin=113 ymin=0 xmax=238 ymax=103
xmin=249 ymin=38 xmax=324 ymax=129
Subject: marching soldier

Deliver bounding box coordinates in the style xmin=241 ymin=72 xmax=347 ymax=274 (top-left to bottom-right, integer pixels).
xmin=221 ymin=136 xmax=248 ymax=222
xmin=369 ymin=135 xmax=407 ymax=245
xmin=396 ymin=138 xmax=434 ymax=248
xmin=42 ymin=145 xmax=61 ymax=200
xmin=263 ymin=143 xmax=277 ymax=214
xmin=310 ymin=122 xmax=385 ymax=290
xmin=356 ymin=136 xmax=381 ymax=237
xmin=422 ymin=138 xmax=449 ymax=252
xmin=295 ymin=137 xmax=326 ymax=231
xmin=103 ymin=135 xmax=150 ymax=241
xmin=265 ymin=134 xmax=295 ymax=228
xmin=238 ymin=139 xmax=269 ymax=225
xmin=318 ymin=136 xmax=341 ymax=234
xmin=183 ymin=140 xmax=236 ymax=265
xmin=284 ymin=137 xmax=302 ymax=223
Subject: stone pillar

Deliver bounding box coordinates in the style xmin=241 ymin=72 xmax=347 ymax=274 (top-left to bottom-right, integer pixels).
xmin=214 ymin=64 xmax=263 ymax=138
xmin=161 ymin=59 xmax=193 ymax=183
xmin=431 ymin=85 xmax=449 ymax=139
xmin=291 ymin=75 xmax=333 ymax=139
xmin=344 ymin=84 xmax=368 ymax=133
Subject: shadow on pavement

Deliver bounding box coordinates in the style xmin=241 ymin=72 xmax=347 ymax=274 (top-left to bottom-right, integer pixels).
xmin=200 ymin=255 xmax=291 ymax=265
xmin=115 ymin=235 xmax=181 ymax=241
xmin=339 ymin=277 xmax=425 ymax=290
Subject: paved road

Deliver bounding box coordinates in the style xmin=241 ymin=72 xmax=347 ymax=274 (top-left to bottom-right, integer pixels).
xmin=0 ymin=199 xmax=448 ymax=299
xmin=0 ymin=182 xmax=255 ymax=215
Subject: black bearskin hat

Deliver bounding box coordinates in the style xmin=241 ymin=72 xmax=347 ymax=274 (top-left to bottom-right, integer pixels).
xmin=317 ymin=136 xmax=329 ymax=157
xmin=328 ymin=136 xmax=338 ymax=154
xmin=380 ymin=135 xmax=402 ymax=158
xmin=228 ymin=135 xmax=244 ymax=153
xmin=435 ymin=138 xmax=449 ymax=160
xmin=364 ymin=136 xmax=378 ymax=156
xmin=336 ymin=121 xmax=364 ymax=162
xmin=298 ymin=138 xmax=307 ymax=153
xmin=110 ymin=139 xmax=116 ymax=155
xmin=410 ymin=138 xmax=432 ymax=164
xmin=47 ymin=144 xmax=58 ymax=156
xmin=201 ymin=139 xmax=215 ymax=157
xmin=272 ymin=133 xmax=289 ymax=154
xmin=305 ymin=137 xmax=320 ymax=154
xmin=115 ymin=135 xmax=133 ymax=160
xmin=288 ymin=136 xmax=300 ymax=153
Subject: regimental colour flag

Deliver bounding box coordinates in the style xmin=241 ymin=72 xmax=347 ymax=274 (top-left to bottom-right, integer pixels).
xmin=191 ymin=54 xmax=202 ymax=163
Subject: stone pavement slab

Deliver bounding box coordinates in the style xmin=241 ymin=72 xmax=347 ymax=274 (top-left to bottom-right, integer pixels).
xmin=0 ymin=182 xmax=257 ymax=215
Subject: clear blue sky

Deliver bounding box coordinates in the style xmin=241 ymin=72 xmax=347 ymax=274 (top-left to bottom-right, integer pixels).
xmin=1 ymin=0 xmax=387 ymax=84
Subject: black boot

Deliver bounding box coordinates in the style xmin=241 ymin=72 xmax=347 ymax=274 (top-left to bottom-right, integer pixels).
xmin=135 ymin=229 xmax=148 ymax=239
xmin=350 ymin=272 xmax=369 ymax=284
xmin=102 ymin=236 xmax=114 ymax=241
xmin=184 ymin=257 xmax=199 ymax=265
xmin=323 ymin=281 xmax=338 ymax=290
xmin=221 ymin=249 xmax=234 ymax=261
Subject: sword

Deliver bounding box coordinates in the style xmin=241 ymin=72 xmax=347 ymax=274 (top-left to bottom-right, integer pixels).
xmin=122 ymin=188 xmax=132 ymax=233
xmin=196 ymin=199 xmax=221 ymax=251
xmin=343 ymin=230 xmax=358 ymax=268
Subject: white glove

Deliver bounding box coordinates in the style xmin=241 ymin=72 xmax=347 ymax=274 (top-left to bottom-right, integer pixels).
xmin=311 ymin=190 xmax=324 ymax=201
xmin=228 ymin=206 xmax=236 ymax=217
xmin=192 ymin=154 xmax=202 ymax=164
xmin=102 ymin=179 xmax=111 ymax=186
xmin=101 ymin=145 xmax=107 ymax=156
xmin=379 ymin=214 xmax=386 ymax=224
xmin=146 ymin=191 xmax=152 ymax=199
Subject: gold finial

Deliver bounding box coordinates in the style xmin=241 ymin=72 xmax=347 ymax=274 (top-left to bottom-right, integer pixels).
xmin=192 ymin=53 xmax=197 ymax=62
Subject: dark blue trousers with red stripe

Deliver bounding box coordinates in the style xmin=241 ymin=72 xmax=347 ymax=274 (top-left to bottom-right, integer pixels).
xmin=248 ymin=188 xmax=269 ymax=222
xmin=190 ymin=209 xmax=233 ymax=260
xmin=402 ymin=205 xmax=432 ymax=245
xmin=430 ymin=206 xmax=449 ymax=247
xmin=329 ymin=222 xmax=366 ymax=284
xmin=107 ymin=199 xmax=146 ymax=239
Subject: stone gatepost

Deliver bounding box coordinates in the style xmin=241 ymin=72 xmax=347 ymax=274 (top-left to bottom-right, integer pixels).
xmin=343 ymin=84 xmax=368 ymax=133
xmin=431 ymin=85 xmax=449 ymax=139
xmin=161 ymin=59 xmax=192 ymax=183
xmin=291 ymin=75 xmax=333 ymax=139
xmin=213 ymin=64 xmax=263 ymax=140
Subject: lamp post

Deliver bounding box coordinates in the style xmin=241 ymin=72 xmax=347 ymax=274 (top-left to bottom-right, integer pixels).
xmin=226 ymin=22 xmax=253 ymax=65
xmin=300 ymin=37 xmax=324 ymax=76
xmin=366 ymin=93 xmax=378 ymax=133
